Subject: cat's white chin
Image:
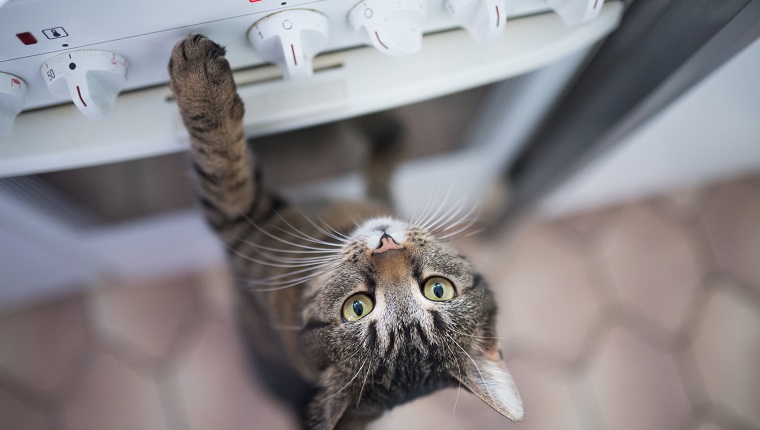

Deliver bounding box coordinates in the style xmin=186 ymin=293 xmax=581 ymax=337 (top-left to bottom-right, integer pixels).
xmin=351 ymin=217 xmax=408 ymax=250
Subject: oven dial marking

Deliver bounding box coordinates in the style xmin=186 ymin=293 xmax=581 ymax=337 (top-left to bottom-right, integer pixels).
xmin=0 ymin=72 xmax=28 ymax=138
xmin=348 ymin=0 xmax=426 ymax=57
xmin=40 ymin=50 xmax=128 ymax=119
xmin=247 ymin=9 xmax=329 ymax=80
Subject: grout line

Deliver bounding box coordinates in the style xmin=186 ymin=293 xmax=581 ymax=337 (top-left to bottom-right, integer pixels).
xmin=672 ymin=343 xmax=710 ymax=414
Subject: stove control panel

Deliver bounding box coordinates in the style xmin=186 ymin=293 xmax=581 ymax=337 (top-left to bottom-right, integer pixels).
xmin=0 ymin=0 xmax=605 ymax=135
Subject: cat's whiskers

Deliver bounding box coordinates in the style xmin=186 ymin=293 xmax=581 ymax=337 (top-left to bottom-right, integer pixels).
xmin=428 ymin=191 xmax=467 ymax=231
xmin=356 ymin=361 xmax=372 ymax=410
xmin=235 ymin=240 xmax=339 ymax=263
xmin=268 ymin=323 xmax=304 ymax=331
xmin=453 ymin=358 xmax=463 ymax=415
xmin=447 ymin=323 xmax=507 ymax=341
xmin=244 ymin=214 xmax=344 ymax=252
xmin=270 ymin=223 xmax=346 ymax=248
xmin=410 ymin=188 xmax=439 ymax=227
xmin=243 ymin=247 xmax=338 ymax=265
xmin=316 ymin=215 xmax=353 ymax=242
xmin=241 ymin=265 xmax=341 ymax=292
xmin=323 ymin=355 xmax=370 ymax=402
xmin=272 ymin=209 xmax=350 ymax=247
xmin=435 ymin=200 xmax=484 ymax=242
xmin=416 ymin=187 xmax=454 ymax=231
xmin=226 ymin=244 xmax=337 ymax=269
xmin=426 ymin=199 xmax=470 ymax=234
xmin=293 ymin=209 xmax=352 ymax=244
xmin=444 ymin=332 xmax=496 ymax=403
xmin=239 ymin=239 xmax=339 ymax=255
xmin=241 ymin=260 xmax=342 ymax=285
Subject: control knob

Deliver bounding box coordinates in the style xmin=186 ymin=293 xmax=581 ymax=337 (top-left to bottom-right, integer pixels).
xmin=40 ymin=50 xmax=128 ymax=118
xmin=445 ymin=0 xmax=507 ymax=43
xmin=0 ymin=72 xmax=27 ymax=137
xmin=247 ymin=9 xmax=329 ymax=80
xmin=547 ymin=0 xmax=604 ymax=26
xmin=348 ymin=0 xmax=426 ymax=57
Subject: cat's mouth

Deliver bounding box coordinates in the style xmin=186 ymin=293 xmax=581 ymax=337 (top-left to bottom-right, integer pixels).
xmin=373 ymin=233 xmax=404 ymax=254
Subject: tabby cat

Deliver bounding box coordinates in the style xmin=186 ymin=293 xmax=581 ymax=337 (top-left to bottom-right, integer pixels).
xmin=168 ymin=34 xmax=523 ymax=430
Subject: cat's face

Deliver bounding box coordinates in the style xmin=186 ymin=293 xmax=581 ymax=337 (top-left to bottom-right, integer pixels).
xmin=301 ymin=217 xmax=523 ymax=428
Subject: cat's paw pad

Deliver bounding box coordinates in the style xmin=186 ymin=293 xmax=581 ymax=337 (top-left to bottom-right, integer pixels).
xmin=168 ymin=34 xmax=242 ymax=125
xmin=169 ymin=34 xmax=235 ymax=98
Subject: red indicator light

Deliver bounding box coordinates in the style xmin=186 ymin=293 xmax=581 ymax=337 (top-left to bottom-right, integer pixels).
xmin=16 ymin=32 xmax=38 ymax=45
xmin=249 ymin=0 xmax=261 ymax=2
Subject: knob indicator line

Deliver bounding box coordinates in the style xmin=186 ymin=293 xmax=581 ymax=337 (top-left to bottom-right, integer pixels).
xmin=374 ymin=31 xmax=389 ymax=50
xmin=76 ymin=86 xmax=87 ymax=107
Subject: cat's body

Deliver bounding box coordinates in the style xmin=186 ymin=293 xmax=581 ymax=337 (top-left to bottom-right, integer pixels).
xmin=168 ymin=34 xmax=522 ymax=430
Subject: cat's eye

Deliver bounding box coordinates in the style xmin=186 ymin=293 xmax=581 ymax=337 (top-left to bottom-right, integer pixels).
xmin=422 ymin=277 xmax=456 ymax=302
xmin=342 ymin=293 xmax=374 ymax=322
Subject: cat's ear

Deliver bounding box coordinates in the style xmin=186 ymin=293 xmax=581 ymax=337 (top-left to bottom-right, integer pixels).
xmin=306 ymin=389 xmax=351 ymax=430
xmin=453 ymin=348 xmax=524 ymax=421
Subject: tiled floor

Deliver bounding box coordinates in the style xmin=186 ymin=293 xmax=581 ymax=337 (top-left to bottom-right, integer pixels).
xmin=1 ymin=172 xmax=760 ymax=430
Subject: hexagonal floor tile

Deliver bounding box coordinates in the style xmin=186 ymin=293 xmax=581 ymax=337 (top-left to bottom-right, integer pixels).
xmin=195 ymin=263 xmax=237 ymax=322
xmin=62 ymin=351 xmax=168 ymax=430
xmin=88 ymin=276 xmax=197 ymax=362
xmin=0 ymin=295 xmax=88 ymax=395
xmin=701 ymin=180 xmax=760 ymax=291
xmin=493 ymin=359 xmax=585 ymax=430
xmin=492 ymin=224 xmax=602 ymax=363
xmin=600 ymin=205 xmax=704 ymax=332
xmin=588 ymin=327 xmax=690 ymax=430
xmin=169 ymin=319 xmax=297 ymax=430
xmin=692 ymin=285 xmax=760 ymax=427
xmin=370 ymin=387 xmax=513 ymax=430
xmin=0 ymin=385 xmax=48 ymax=430
xmin=646 ymin=186 xmax=705 ymax=223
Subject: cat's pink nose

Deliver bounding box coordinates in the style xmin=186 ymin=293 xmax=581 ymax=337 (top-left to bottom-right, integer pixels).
xmin=374 ymin=234 xmax=404 ymax=254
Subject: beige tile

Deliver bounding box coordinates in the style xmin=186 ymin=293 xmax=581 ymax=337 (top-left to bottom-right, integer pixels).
xmin=62 ymin=351 xmax=168 ymax=430
xmin=88 ymin=276 xmax=197 ymax=362
xmin=691 ymin=284 xmax=760 ymax=427
xmin=195 ymin=263 xmax=237 ymax=321
xmin=0 ymin=296 xmax=88 ymax=395
xmin=600 ymin=205 xmax=704 ymax=332
xmin=548 ymin=205 xmax=620 ymax=246
xmin=370 ymin=388 xmax=509 ymax=430
xmin=170 ymin=319 xmax=297 ymax=430
xmin=701 ymin=181 xmax=760 ymax=291
xmin=695 ymin=422 xmax=723 ymax=430
xmin=0 ymin=385 xmax=49 ymax=430
xmin=498 ymin=359 xmax=584 ymax=430
xmin=588 ymin=327 xmax=690 ymax=430
xmin=492 ymin=224 xmax=602 ymax=363
xmin=647 ymin=186 xmax=705 ymax=223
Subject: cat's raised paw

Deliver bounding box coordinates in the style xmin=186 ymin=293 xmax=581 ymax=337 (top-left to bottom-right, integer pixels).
xmin=168 ymin=34 xmax=243 ymax=129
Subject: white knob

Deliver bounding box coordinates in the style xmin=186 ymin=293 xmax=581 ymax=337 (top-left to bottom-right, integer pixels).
xmin=247 ymin=9 xmax=329 ymax=80
xmin=40 ymin=50 xmax=128 ymax=118
xmin=348 ymin=0 xmax=426 ymax=57
xmin=0 ymin=72 xmax=27 ymax=138
xmin=444 ymin=0 xmax=507 ymax=43
xmin=547 ymin=0 xmax=603 ymax=27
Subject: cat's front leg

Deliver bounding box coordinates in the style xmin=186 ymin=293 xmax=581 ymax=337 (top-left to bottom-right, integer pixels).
xmin=168 ymin=34 xmax=257 ymax=229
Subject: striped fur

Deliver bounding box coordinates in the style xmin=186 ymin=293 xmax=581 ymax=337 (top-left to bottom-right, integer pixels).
xmin=169 ymin=34 xmax=522 ymax=430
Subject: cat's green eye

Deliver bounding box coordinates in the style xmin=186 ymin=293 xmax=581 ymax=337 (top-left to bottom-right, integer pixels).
xmin=342 ymin=293 xmax=374 ymax=322
xmin=422 ymin=277 xmax=456 ymax=302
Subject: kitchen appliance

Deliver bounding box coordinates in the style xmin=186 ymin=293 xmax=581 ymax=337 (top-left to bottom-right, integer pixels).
xmin=0 ymin=0 xmax=622 ymax=175
xmin=0 ymin=0 xmax=626 ymax=307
